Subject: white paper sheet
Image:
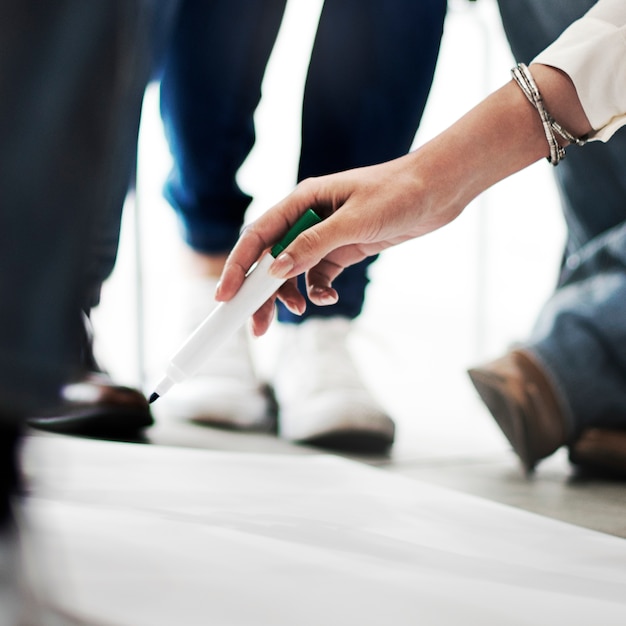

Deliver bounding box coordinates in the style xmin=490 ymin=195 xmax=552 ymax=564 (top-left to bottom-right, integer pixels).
xmin=20 ymin=436 xmax=626 ymax=625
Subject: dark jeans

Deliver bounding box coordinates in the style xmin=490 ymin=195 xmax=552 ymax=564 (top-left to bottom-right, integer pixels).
xmin=498 ymin=0 xmax=626 ymax=436
xmin=0 ymin=0 xmax=157 ymax=528
xmin=159 ymin=0 xmax=447 ymax=322
xmin=0 ymin=0 xmax=155 ymax=415
xmin=83 ymin=0 xmax=181 ymax=312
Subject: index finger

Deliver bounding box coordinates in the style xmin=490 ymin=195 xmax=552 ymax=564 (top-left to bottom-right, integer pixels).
xmin=216 ymin=192 xmax=314 ymax=301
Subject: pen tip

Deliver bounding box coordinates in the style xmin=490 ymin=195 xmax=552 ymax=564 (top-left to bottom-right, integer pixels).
xmin=148 ymin=392 xmax=159 ymax=404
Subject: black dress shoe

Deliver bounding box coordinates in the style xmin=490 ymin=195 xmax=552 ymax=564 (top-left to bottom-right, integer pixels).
xmin=0 ymin=421 xmax=22 ymax=529
xmin=28 ymin=372 xmax=153 ymax=437
xmin=27 ymin=312 xmax=153 ymax=437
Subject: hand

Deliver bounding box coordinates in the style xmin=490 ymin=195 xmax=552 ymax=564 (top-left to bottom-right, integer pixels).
xmin=216 ymin=151 xmax=461 ymax=335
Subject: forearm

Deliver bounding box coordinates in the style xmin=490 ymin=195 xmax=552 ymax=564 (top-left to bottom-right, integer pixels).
xmin=406 ymin=65 xmax=593 ymax=234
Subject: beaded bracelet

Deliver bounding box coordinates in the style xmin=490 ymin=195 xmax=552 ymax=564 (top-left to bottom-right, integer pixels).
xmin=511 ymin=63 xmax=587 ymax=166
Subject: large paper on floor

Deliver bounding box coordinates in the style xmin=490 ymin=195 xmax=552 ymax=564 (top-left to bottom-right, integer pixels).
xmin=20 ymin=436 xmax=626 ymax=625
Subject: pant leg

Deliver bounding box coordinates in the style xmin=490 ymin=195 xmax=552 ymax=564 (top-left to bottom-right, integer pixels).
xmin=530 ymin=222 xmax=626 ymax=436
xmin=82 ymin=0 xmax=180 ymax=313
xmin=0 ymin=0 xmax=150 ymax=414
xmin=278 ymin=0 xmax=447 ymax=323
xmin=498 ymin=0 xmax=626 ymax=434
xmin=160 ymin=0 xmax=288 ymax=254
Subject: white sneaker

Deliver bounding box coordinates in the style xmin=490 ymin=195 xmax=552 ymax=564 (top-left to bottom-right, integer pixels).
xmin=272 ymin=317 xmax=395 ymax=451
xmin=157 ymin=276 xmax=274 ymax=430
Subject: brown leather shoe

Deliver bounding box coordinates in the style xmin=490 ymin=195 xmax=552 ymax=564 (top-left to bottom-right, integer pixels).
xmin=467 ymin=349 xmax=568 ymax=474
xmin=569 ymin=429 xmax=626 ymax=478
xmin=28 ymin=372 xmax=153 ymax=437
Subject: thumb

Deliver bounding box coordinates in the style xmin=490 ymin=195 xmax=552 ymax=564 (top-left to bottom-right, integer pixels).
xmin=268 ymin=215 xmax=352 ymax=280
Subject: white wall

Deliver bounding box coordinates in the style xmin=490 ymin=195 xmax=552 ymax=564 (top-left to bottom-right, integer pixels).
xmin=91 ymin=0 xmax=565 ymax=452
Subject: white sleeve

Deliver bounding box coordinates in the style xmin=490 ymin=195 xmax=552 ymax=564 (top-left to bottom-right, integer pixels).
xmin=533 ymin=0 xmax=626 ymax=142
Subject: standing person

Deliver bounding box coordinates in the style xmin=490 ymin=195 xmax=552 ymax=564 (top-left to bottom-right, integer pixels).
xmin=467 ymin=0 xmax=626 ymax=476
xmin=158 ymin=0 xmax=447 ymax=451
xmin=0 ymin=0 xmax=155 ymax=616
xmin=24 ymin=0 xmax=187 ymax=440
xmin=215 ymin=0 xmax=626 ymax=474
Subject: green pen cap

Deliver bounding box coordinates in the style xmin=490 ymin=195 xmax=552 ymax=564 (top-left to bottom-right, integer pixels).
xmin=270 ymin=209 xmax=322 ymax=258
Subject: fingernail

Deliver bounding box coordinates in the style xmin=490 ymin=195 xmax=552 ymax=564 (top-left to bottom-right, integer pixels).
xmin=269 ymin=253 xmax=295 ymax=278
xmin=214 ymin=280 xmax=222 ymax=297
xmin=285 ymin=299 xmax=305 ymax=315
xmin=310 ymin=286 xmax=338 ymax=305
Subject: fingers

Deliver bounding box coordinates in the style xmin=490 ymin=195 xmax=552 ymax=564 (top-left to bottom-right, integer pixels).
xmin=276 ymin=278 xmax=307 ymax=315
xmin=215 ymin=227 xmax=270 ymax=302
xmin=267 ymin=212 xmax=356 ymax=280
xmin=249 ymin=298 xmax=276 ymax=337
xmin=249 ymin=278 xmax=339 ymax=338
xmin=301 ymin=257 xmax=341 ymax=306
xmin=308 ymin=284 xmax=339 ymax=306
xmin=216 ymin=190 xmax=314 ymax=302
xmin=247 ymin=278 xmax=306 ymax=337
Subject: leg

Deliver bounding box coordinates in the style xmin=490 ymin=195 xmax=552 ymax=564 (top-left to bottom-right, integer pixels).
xmin=470 ymin=0 xmax=626 ymax=474
xmin=0 ymin=0 xmax=151 ymax=414
xmin=155 ymin=0 xmax=288 ymax=429
xmin=272 ymin=0 xmax=446 ymax=450
xmin=158 ymin=0 xmax=446 ymax=450
xmin=27 ymin=2 xmax=177 ymax=438
xmin=84 ymin=0 xmax=181 ymax=314
xmin=160 ymin=0 xmax=288 ymax=255
xmin=531 ymin=221 xmax=626 ymax=437
xmin=469 ymin=223 xmax=626 ymax=473
xmin=279 ymin=0 xmax=446 ymax=323
xmin=0 ymin=0 xmax=150 ymax=611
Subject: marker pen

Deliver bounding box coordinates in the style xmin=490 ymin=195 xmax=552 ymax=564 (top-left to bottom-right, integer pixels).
xmin=149 ymin=209 xmax=321 ymax=403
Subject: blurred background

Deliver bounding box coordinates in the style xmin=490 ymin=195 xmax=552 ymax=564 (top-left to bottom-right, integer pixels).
xmin=91 ymin=0 xmax=564 ymax=460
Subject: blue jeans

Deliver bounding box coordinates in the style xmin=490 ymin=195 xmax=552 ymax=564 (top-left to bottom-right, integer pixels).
xmin=498 ymin=0 xmax=626 ymax=436
xmin=159 ymin=0 xmax=447 ymax=322
xmin=0 ymin=0 xmax=155 ymax=414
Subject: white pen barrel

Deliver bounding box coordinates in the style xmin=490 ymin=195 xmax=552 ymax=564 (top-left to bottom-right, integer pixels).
xmin=166 ymin=253 xmax=284 ymax=380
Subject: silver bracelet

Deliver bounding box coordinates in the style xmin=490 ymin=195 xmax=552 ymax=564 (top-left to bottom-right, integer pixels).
xmin=511 ymin=63 xmax=586 ymax=166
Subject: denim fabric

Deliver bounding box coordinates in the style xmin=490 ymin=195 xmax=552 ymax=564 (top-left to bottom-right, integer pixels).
xmin=531 ymin=224 xmax=626 ymax=436
xmin=498 ymin=0 xmax=626 ymax=435
xmin=0 ymin=0 xmax=154 ymax=413
xmin=159 ymin=0 xmax=447 ymax=323
xmin=160 ymin=0 xmax=288 ymax=257
xmin=83 ymin=0 xmax=180 ymax=311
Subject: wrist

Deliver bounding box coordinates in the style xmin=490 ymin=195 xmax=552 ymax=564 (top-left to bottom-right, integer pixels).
xmin=529 ymin=63 xmax=593 ymax=141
